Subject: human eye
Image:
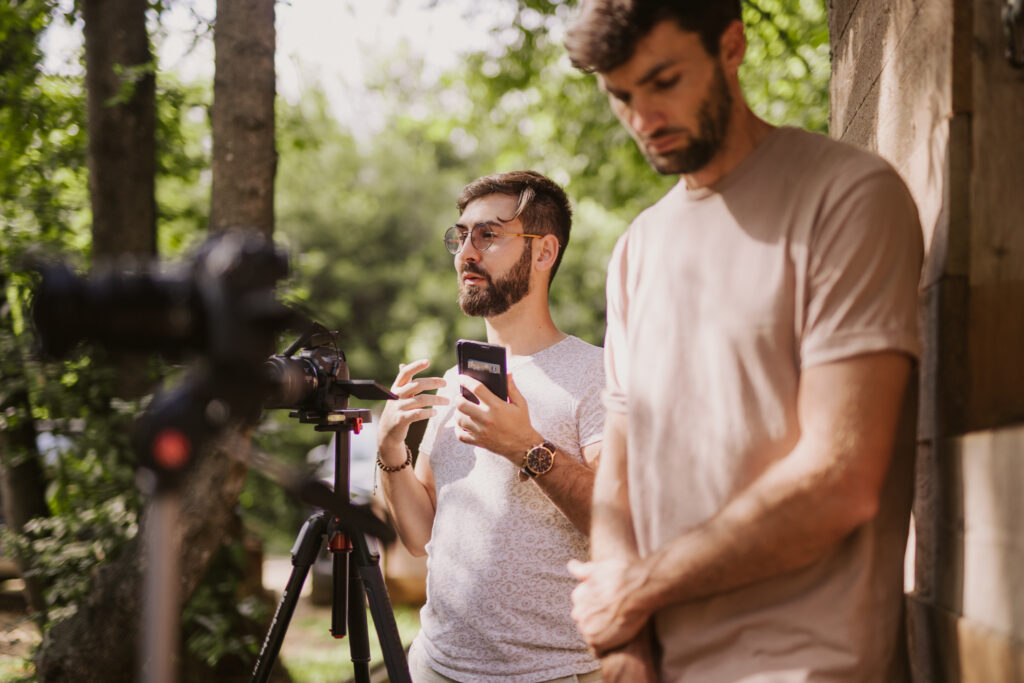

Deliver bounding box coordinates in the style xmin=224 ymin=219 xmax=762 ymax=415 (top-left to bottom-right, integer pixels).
xmin=652 ymin=74 xmax=680 ymax=91
xmin=608 ymin=88 xmax=631 ymax=106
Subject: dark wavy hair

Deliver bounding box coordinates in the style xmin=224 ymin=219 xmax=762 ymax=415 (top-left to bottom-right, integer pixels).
xmin=565 ymin=0 xmax=743 ymax=73
xmin=456 ymin=170 xmax=573 ymax=284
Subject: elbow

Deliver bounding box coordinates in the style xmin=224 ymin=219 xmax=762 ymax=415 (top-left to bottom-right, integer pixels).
xmin=834 ymin=478 xmax=883 ymax=535
xmin=394 ymin=532 xmax=428 ymax=558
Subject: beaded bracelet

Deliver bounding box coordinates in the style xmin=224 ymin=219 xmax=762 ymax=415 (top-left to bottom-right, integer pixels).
xmin=376 ymin=445 xmax=412 ymax=472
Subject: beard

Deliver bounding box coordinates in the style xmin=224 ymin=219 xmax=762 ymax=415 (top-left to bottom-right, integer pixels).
xmin=458 ymin=242 xmax=532 ymax=318
xmin=643 ymin=61 xmax=733 ymax=175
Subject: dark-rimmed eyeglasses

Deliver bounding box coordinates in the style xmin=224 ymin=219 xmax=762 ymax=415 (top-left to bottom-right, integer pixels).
xmin=444 ymin=225 xmax=543 ymax=255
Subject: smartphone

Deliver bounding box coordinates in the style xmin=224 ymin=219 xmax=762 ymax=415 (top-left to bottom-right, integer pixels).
xmin=456 ymin=339 xmax=508 ymax=404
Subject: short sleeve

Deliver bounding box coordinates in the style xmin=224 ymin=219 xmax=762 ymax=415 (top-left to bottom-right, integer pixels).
xmin=576 ymin=349 xmax=607 ymax=447
xmin=801 ymin=167 xmax=923 ymax=368
xmin=603 ymin=232 xmax=631 ymax=414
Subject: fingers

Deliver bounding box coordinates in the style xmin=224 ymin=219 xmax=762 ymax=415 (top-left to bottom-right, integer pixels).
xmin=392 ymin=359 xmax=433 ymax=391
xmin=457 ymin=375 xmax=495 ymax=405
xmin=394 ymin=393 xmax=449 ymax=416
xmin=507 ymin=373 xmax=525 ymax=405
xmin=394 ymin=377 xmax=448 ymax=400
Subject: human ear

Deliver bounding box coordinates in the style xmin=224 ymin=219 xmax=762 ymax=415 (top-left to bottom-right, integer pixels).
xmin=533 ymin=234 xmax=559 ymax=272
xmin=719 ymin=19 xmax=746 ymax=72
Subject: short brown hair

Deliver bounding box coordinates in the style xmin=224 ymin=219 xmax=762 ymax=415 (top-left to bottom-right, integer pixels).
xmin=456 ymin=170 xmax=573 ymax=284
xmin=565 ymin=0 xmax=742 ymax=73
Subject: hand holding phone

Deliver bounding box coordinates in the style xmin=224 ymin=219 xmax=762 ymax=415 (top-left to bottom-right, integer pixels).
xmin=456 ymin=339 xmax=508 ymax=404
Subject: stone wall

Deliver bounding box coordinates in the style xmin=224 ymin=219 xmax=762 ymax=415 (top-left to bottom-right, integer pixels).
xmin=829 ymin=0 xmax=1024 ymax=679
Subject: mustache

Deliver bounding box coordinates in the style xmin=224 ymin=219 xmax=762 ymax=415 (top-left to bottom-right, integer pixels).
xmin=461 ymin=263 xmax=490 ymax=279
xmin=644 ymin=126 xmax=691 ymax=142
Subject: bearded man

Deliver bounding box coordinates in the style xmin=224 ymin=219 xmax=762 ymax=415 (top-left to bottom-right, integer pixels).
xmin=377 ymin=170 xmax=605 ymax=682
xmin=563 ymin=2 xmax=923 ymax=682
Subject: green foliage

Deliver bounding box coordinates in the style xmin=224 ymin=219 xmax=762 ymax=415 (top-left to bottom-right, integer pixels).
xmin=154 ymin=74 xmax=212 ymax=256
xmin=742 ymin=0 xmax=830 ymax=133
xmin=5 ymin=495 xmax=138 ymax=623
xmin=274 ymin=89 xmax=475 ymax=380
xmin=181 ymin=539 xmax=269 ymax=667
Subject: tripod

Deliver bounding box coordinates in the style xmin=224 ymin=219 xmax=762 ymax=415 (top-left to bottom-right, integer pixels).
xmin=251 ymin=409 xmax=411 ymax=683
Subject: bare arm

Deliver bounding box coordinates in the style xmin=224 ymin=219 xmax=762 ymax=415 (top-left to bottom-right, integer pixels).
xmin=589 ymin=411 xmax=638 ymax=561
xmin=455 ymin=373 xmax=597 ymax=533
xmin=570 ymin=351 xmax=912 ymax=653
xmin=584 ymin=410 xmax=659 ymax=682
xmin=377 ymin=359 xmax=448 ymax=556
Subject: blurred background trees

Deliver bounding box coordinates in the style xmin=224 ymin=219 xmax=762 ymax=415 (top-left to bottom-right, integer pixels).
xmin=0 ymin=0 xmax=829 ymax=678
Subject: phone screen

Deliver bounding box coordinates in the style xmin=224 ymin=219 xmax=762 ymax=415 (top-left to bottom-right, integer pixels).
xmin=456 ymin=339 xmax=508 ymax=403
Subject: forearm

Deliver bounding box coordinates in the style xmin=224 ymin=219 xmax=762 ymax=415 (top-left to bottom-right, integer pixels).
xmin=627 ymin=354 xmax=910 ymax=616
xmin=378 ymin=445 xmax=435 ymax=556
xmin=531 ymin=453 xmax=595 ymax=533
xmin=591 ymin=411 xmax=638 ymax=561
xmin=633 ymin=443 xmax=870 ymax=612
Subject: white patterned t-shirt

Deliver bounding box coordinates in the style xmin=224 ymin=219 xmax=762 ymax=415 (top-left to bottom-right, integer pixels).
xmin=413 ymin=335 xmax=604 ymax=682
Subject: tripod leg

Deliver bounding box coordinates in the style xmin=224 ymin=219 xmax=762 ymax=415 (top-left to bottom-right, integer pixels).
xmin=352 ymin=533 xmax=412 ymax=683
xmin=251 ymin=513 xmax=326 ymax=683
xmin=330 ymin=548 xmax=351 ymax=637
xmin=347 ymin=563 xmax=372 ymax=683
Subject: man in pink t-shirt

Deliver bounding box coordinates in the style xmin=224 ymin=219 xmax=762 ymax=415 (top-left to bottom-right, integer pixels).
xmin=564 ymin=3 xmax=923 ymax=682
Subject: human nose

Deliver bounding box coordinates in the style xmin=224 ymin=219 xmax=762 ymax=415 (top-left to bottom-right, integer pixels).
xmin=456 ymin=234 xmax=482 ymax=262
xmin=628 ymin=95 xmax=664 ymax=137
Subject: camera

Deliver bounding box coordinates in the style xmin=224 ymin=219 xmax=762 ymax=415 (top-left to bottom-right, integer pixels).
xmin=29 ymin=230 xmax=297 ymax=481
xmin=31 ymin=230 xmax=293 ymax=368
xmin=263 ymin=324 xmax=394 ymax=418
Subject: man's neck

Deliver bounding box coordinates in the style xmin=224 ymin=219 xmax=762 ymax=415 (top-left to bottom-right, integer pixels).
xmin=483 ymin=295 xmax=565 ymax=357
xmin=682 ymin=105 xmax=775 ymax=191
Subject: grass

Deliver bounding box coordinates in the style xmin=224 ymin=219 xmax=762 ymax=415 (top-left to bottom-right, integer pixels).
xmin=279 ymin=602 xmax=421 ymax=683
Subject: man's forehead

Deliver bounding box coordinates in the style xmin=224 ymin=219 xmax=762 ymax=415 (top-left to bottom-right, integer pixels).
xmin=599 ymin=20 xmax=709 ymax=89
xmin=460 ymin=193 xmax=518 ymax=221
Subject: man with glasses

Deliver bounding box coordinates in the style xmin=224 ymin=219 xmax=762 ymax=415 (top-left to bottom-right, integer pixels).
xmin=376 ymin=170 xmax=604 ymax=682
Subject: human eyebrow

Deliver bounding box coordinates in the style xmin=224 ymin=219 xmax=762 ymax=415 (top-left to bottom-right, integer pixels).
xmin=601 ymin=59 xmax=678 ymax=102
xmin=636 ymin=59 xmax=679 ymax=87
xmin=453 ymin=220 xmax=505 ymax=231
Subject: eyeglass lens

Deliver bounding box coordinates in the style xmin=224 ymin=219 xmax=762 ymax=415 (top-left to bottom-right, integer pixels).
xmin=444 ymin=225 xmax=495 ymax=254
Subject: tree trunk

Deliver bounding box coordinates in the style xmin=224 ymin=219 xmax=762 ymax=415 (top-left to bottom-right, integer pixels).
xmin=82 ymin=0 xmax=156 ymax=259
xmin=210 ymin=0 xmax=276 ymax=236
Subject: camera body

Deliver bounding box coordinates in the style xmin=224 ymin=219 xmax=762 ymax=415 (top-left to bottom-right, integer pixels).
xmin=263 ymin=326 xmax=394 ymax=420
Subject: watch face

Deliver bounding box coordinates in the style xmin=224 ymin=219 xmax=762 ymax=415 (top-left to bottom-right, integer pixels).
xmin=527 ymin=445 xmax=554 ymax=475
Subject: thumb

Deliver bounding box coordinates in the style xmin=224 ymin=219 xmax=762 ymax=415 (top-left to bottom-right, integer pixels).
xmin=567 ymin=559 xmax=592 ymax=580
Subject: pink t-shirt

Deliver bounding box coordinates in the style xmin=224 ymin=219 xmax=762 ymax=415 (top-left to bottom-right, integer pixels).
xmin=604 ymin=127 xmax=923 ymax=681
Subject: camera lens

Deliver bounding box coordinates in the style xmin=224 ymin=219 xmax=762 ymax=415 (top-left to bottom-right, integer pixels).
xmin=263 ymin=355 xmax=319 ymax=409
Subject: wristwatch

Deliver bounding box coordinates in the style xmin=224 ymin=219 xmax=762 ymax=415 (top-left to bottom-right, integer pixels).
xmin=521 ymin=441 xmax=557 ymax=478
